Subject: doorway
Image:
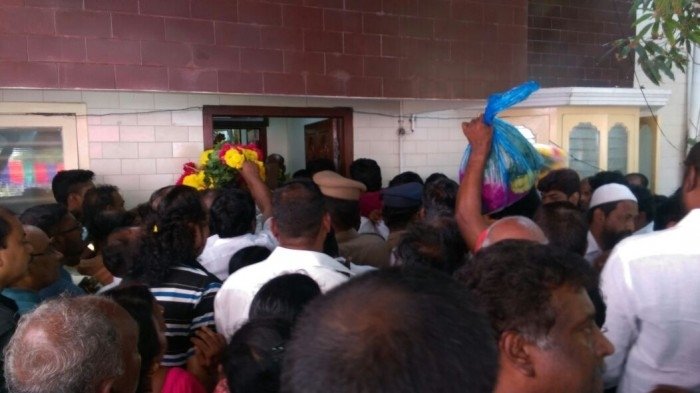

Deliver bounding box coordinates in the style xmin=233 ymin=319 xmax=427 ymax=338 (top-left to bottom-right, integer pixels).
xmin=203 ymin=106 xmax=353 ymax=176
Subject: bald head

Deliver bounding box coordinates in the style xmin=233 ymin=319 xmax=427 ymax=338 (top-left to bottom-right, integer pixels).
xmin=24 ymin=225 xmax=49 ymax=255
xmin=482 ymin=216 xmax=548 ymax=248
xmin=5 ymin=296 xmax=132 ymax=393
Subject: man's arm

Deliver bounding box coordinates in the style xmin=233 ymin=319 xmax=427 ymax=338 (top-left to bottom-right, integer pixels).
xmin=240 ymin=161 xmax=273 ymax=220
xmin=455 ymin=115 xmax=492 ymax=252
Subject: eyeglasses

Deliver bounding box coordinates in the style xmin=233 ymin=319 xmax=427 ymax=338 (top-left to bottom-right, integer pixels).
xmin=55 ymin=224 xmax=89 ymax=241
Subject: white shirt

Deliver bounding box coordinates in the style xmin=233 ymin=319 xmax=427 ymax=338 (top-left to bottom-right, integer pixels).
xmin=601 ymin=209 xmax=700 ymax=393
xmin=358 ymin=216 xmax=390 ymax=240
xmin=633 ymin=221 xmax=654 ymax=236
xmin=214 ymin=246 xmax=355 ymax=339
xmin=198 ymin=232 xmax=276 ymax=281
xmin=585 ymin=230 xmax=601 ymax=264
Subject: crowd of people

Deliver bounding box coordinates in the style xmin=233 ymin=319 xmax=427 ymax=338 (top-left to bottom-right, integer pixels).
xmin=0 ymin=115 xmax=698 ymax=393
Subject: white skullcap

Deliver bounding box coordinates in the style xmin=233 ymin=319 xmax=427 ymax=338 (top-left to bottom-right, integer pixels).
xmin=588 ymin=183 xmax=637 ymax=210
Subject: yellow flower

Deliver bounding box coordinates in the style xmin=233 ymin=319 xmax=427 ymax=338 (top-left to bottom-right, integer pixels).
xmin=199 ymin=149 xmax=214 ymax=166
xmin=182 ymin=172 xmax=207 ymax=190
xmin=254 ymin=160 xmax=266 ymax=181
xmin=224 ymin=149 xmax=245 ymax=169
xmin=242 ymin=148 xmax=259 ymax=162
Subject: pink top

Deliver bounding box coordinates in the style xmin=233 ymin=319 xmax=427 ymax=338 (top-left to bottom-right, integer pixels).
xmin=161 ymin=367 xmax=207 ymax=393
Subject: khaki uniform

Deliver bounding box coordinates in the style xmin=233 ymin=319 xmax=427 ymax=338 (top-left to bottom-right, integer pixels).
xmin=336 ymin=229 xmax=390 ymax=268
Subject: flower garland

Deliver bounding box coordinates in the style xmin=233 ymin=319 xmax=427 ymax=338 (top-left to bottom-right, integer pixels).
xmin=176 ymin=143 xmax=265 ymax=190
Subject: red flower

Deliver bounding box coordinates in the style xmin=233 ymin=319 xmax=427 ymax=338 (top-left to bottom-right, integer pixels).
xmin=244 ymin=143 xmax=264 ymax=161
xmin=218 ymin=143 xmax=234 ymax=160
xmin=176 ymin=162 xmax=198 ymax=185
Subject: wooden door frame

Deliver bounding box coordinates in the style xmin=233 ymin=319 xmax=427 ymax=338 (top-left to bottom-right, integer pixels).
xmin=203 ymin=106 xmax=354 ymax=175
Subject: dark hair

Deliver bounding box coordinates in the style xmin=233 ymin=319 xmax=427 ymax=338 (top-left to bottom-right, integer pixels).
xmin=249 ymin=274 xmax=321 ymax=324
xmin=425 ymin=172 xmax=448 ymax=185
xmin=537 ymin=168 xmax=580 ymax=196
xmin=224 ymin=318 xmax=292 ymax=393
xmin=422 ymin=177 xmax=459 ymax=219
xmin=137 ymin=186 xmax=207 ymax=285
xmin=272 ymin=180 xmax=326 ymax=240
xmin=459 ymin=240 xmax=596 ymax=341
xmin=19 ymin=203 xmax=68 ymax=237
xmin=103 ymin=284 xmax=161 ymax=393
xmin=103 ymin=227 xmax=142 ymax=279
xmin=322 ymin=229 xmax=339 ymax=258
xmin=0 ymin=207 xmax=16 ymax=249
xmin=87 ymin=211 xmax=136 ymax=250
xmin=655 ymin=188 xmax=685 ymax=230
xmin=388 ymin=171 xmax=423 ymax=187
xmin=82 ymin=185 xmax=120 ymax=217
xmin=586 ymin=200 xmax=621 ymax=224
xmin=282 ymin=267 xmax=498 ymax=393
xmin=104 ymin=285 xmax=163 ymax=392
xmin=229 ymin=246 xmax=272 ymax=275
xmin=625 ymin=172 xmax=649 ymax=188
xmin=589 ymin=170 xmax=626 ymax=192
xmin=533 ymin=202 xmax=588 ymax=256
xmin=51 ymin=169 xmax=95 ymax=205
xmin=349 ymin=159 xmax=382 ymax=192
xmin=381 ymin=205 xmax=420 ymax=231
xmin=629 ymin=184 xmax=654 ymax=224
xmin=306 ymin=159 xmax=336 ymax=176
xmin=324 ymin=197 xmax=360 ymax=232
xmin=395 ymin=218 xmax=466 ymax=275
xmin=489 ymin=187 xmax=541 ymax=219
xmin=291 ymin=169 xmax=311 ymax=179
xmin=209 ymin=189 xmax=256 ymax=238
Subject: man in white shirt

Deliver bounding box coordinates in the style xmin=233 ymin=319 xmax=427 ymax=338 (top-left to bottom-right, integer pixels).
xmin=584 ymin=183 xmax=638 ymax=265
xmin=215 ymin=179 xmax=354 ymax=339
xmin=198 ymin=188 xmax=275 ymax=281
xmin=601 ymin=143 xmax=700 ymax=392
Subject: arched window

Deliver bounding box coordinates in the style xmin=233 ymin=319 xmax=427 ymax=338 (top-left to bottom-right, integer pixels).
xmin=569 ymin=122 xmax=599 ymax=178
xmin=608 ymin=124 xmax=629 ymax=173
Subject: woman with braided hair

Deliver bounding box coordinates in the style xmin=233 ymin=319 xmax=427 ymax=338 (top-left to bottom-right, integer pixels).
xmin=135 ymin=185 xmax=224 ymax=390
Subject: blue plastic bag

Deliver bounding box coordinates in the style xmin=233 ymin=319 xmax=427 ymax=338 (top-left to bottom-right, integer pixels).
xmin=459 ymin=81 xmax=544 ymax=214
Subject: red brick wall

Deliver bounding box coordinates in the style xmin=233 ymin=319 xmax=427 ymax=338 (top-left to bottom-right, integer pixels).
xmin=527 ymin=0 xmax=634 ymax=88
xmin=0 ymin=0 xmax=528 ymax=99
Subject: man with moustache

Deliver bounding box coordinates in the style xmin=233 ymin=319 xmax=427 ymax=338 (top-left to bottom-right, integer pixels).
xmin=585 ymin=183 xmax=638 ymax=267
xmin=460 ymin=241 xmax=614 ymax=393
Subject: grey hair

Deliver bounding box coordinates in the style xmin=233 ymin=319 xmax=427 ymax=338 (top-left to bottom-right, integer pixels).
xmin=4 ymin=296 xmax=124 ymax=393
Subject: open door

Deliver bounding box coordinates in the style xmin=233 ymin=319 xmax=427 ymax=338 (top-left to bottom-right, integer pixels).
xmin=304 ymin=119 xmax=340 ymax=169
xmin=203 ymin=106 xmax=353 ymax=175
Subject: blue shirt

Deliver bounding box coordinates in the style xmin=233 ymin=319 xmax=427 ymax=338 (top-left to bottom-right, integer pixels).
xmin=1 ymin=288 xmax=39 ymax=315
xmin=38 ymin=267 xmax=84 ymax=301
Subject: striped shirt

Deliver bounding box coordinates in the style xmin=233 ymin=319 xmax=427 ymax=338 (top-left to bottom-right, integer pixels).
xmin=151 ymin=264 xmax=222 ymax=366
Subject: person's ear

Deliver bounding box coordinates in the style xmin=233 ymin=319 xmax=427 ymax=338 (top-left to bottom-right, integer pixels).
xmin=683 ymin=166 xmax=698 ymax=192
xmin=67 ymin=192 xmax=81 ymax=210
xmin=568 ymin=192 xmax=580 ymax=206
xmin=500 ymin=331 xmax=536 ymax=377
xmin=270 ymin=218 xmax=280 ymax=238
xmin=322 ymin=212 xmax=332 ymax=234
xmin=97 ymin=378 xmax=115 ymax=393
xmin=593 ymin=207 xmax=605 ymax=226
xmin=419 ymin=207 xmax=426 ymax=220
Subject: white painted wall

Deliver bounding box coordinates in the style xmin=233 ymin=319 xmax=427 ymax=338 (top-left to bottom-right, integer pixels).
xmin=0 ymin=89 xmax=483 ymax=207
